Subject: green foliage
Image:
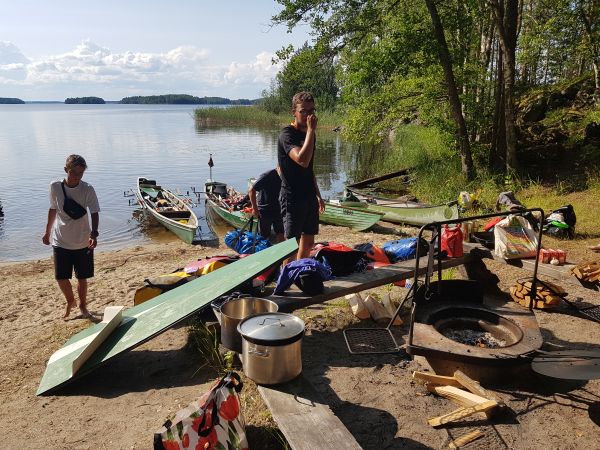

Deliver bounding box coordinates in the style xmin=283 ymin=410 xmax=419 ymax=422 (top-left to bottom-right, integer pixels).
xmin=121 ymin=95 xmax=254 ymax=105
xmin=65 ymin=96 xmax=105 ymax=104
xmin=261 ymin=42 xmax=339 ymax=113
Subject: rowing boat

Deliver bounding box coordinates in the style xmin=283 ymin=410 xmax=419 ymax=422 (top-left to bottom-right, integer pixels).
xmin=204 ymin=180 xmax=257 ymax=232
xmin=205 ymin=180 xmax=383 ymax=232
xmin=341 ymin=188 xmax=459 ymax=226
xmin=135 ymin=177 xmax=203 ymax=244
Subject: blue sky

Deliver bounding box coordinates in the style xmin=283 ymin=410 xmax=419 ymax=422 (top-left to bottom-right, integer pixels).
xmin=0 ymin=1 xmax=312 ymax=100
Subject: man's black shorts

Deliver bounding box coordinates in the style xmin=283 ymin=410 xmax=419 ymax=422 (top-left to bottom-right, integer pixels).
xmin=281 ymin=195 xmax=319 ymax=239
xmin=258 ymin=213 xmax=284 ymax=239
xmin=53 ymin=246 xmax=94 ymax=280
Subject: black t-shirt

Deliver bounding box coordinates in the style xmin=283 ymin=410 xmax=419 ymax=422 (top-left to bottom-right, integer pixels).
xmin=277 ymin=125 xmax=316 ymax=202
xmin=253 ymin=169 xmax=282 ymax=216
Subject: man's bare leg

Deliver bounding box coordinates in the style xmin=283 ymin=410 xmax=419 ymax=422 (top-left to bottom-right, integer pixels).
xmin=298 ymin=234 xmax=315 ymax=260
xmin=57 ymin=279 xmax=77 ymax=319
xmin=77 ymin=278 xmax=91 ymax=317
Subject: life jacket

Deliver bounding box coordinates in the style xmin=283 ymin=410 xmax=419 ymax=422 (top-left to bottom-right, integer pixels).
xmin=354 ymin=243 xmax=390 ymax=264
xmin=311 ymin=242 xmax=367 ymax=276
xmin=184 ymin=255 xmax=239 ymax=276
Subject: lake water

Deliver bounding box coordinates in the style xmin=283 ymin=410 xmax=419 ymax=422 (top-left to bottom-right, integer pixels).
xmin=0 ymin=104 xmax=360 ymax=262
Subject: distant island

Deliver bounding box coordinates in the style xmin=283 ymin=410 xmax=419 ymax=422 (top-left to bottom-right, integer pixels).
xmin=65 ymin=97 xmax=105 ymax=104
xmin=120 ymin=94 xmax=255 ymax=105
xmin=0 ymin=97 xmax=25 ymax=104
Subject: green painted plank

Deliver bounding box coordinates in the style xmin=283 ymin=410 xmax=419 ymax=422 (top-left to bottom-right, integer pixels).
xmin=37 ymin=239 xmax=298 ymax=395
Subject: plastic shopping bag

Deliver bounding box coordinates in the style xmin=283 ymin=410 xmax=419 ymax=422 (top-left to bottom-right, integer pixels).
xmin=153 ymin=372 xmax=247 ymax=450
xmin=494 ymin=215 xmax=538 ymax=260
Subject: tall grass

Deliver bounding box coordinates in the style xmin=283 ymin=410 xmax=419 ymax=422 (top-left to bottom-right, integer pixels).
xmin=195 ymin=106 xmax=343 ymax=130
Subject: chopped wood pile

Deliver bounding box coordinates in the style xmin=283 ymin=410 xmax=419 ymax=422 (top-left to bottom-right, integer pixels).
xmin=571 ymin=261 xmax=600 ymax=283
xmin=509 ymin=279 xmax=564 ymax=309
xmin=413 ymin=370 xmax=505 ymax=447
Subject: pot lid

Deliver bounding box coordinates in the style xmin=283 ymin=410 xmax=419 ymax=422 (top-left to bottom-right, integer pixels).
xmin=531 ymin=350 xmax=600 ymax=380
xmin=238 ymin=313 xmax=305 ymax=343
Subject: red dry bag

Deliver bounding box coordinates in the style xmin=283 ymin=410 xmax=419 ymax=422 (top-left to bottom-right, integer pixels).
xmin=441 ymin=224 xmax=464 ymax=257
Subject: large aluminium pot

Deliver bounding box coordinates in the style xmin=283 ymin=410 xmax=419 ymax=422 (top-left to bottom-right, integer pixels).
xmin=237 ymin=312 xmax=305 ymax=385
xmin=219 ymin=297 xmax=278 ymax=353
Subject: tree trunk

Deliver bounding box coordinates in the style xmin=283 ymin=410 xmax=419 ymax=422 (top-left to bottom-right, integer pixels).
xmin=425 ymin=0 xmax=475 ymax=180
xmin=490 ymin=0 xmax=519 ymax=174
xmin=579 ymin=0 xmax=600 ymax=99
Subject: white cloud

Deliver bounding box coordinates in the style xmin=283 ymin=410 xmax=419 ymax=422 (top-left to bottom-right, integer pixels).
xmin=0 ymin=39 xmax=280 ymax=99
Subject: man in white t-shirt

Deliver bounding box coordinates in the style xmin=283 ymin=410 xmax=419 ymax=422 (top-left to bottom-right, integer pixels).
xmin=42 ymin=155 xmax=100 ymax=319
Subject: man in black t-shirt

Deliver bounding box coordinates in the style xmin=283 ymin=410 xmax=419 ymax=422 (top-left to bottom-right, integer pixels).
xmin=248 ymin=167 xmax=284 ymax=243
xmin=277 ymin=91 xmax=325 ymax=260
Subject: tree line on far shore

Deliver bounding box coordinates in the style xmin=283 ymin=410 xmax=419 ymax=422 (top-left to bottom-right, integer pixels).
xmin=59 ymin=94 xmax=257 ymax=105
xmin=0 ymin=98 xmax=25 ymax=104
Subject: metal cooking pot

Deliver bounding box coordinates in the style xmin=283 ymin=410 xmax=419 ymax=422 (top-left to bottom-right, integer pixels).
xmin=219 ymin=297 xmax=278 ymax=353
xmin=237 ymin=312 xmax=305 ymax=385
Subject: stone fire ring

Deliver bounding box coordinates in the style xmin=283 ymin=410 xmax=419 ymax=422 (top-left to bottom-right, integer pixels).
xmin=408 ymin=300 xmax=543 ymax=366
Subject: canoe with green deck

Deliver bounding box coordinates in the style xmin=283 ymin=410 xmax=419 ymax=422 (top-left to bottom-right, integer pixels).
xmin=136 ymin=177 xmax=203 ymax=244
xmin=205 ymin=180 xmax=258 ymax=232
xmin=341 ymin=188 xmax=459 ymax=226
xmin=206 ymin=180 xmax=383 ymax=232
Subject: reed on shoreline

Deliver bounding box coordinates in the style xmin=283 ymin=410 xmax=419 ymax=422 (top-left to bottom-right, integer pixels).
xmin=194 ymin=105 xmax=342 ymax=130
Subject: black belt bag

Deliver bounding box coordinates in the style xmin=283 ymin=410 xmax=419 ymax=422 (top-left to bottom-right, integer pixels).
xmin=61 ymin=181 xmax=87 ymax=220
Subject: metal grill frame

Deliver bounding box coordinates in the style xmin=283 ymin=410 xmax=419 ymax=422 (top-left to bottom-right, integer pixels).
xmin=343 ymin=327 xmax=401 ymax=354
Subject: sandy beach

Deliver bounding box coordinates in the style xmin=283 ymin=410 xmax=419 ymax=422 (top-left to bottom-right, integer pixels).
xmin=0 ymin=224 xmax=599 ymax=449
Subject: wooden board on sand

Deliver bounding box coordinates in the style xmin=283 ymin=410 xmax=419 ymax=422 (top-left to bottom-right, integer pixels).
xmin=37 ymin=239 xmax=298 ymax=395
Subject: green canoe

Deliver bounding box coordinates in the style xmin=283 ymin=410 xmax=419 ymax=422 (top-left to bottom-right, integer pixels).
xmin=340 ymin=199 xmax=458 ymax=226
xmin=206 ymin=180 xmax=383 ymax=232
xmin=320 ymin=202 xmax=384 ymax=231
xmin=136 ymin=177 xmax=203 ymax=244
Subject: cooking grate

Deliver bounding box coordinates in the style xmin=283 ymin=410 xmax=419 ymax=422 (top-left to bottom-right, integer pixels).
xmin=343 ymin=328 xmax=401 ymax=354
xmin=575 ymin=305 xmax=600 ymax=323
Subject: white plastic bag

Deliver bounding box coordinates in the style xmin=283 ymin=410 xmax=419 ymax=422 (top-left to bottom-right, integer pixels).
xmin=494 ymin=215 xmax=538 ymax=260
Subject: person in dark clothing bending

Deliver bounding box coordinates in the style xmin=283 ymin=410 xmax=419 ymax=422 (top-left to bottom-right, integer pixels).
xmin=248 ymin=167 xmax=284 ymax=243
xmin=278 ymin=91 xmax=325 ymax=260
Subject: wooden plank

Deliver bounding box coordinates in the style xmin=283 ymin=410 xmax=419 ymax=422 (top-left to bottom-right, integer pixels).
xmin=268 ymin=250 xmax=476 ymax=312
xmin=427 ymin=385 xmax=489 ymax=408
xmin=37 ymin=239 xmax=298 ymax=395
xmin=70 ymin=306 xmax=124 ymax=375
xmin=428 ymin=400 xmax=498 ymax=428
xmin=448 ymin=430 xmax=485 ymax=448
xmin=412 ymin=371 xmax=463 ymax=388
xmin=258 ymin=376 xmax=361 ymax=450
xmin=453 ymin=370 xmax=505 ymax=406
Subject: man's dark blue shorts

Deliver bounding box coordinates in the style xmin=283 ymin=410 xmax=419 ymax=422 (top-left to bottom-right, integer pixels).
xmin=53 ymin=246 xmax=94 ymax=280
xmin=281 ymin=195 xmax=319 ymax=239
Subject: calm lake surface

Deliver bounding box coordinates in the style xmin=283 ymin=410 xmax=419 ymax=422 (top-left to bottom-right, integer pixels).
xmin=0 ymin=104 xmax=361 ymax=262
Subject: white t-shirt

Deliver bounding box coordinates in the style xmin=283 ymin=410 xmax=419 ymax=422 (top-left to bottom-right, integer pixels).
xmin=49 ymin=179 xmax=100 ymax=249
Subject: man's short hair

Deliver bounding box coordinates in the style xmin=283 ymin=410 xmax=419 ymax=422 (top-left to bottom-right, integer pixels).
xmin=292 ymin=91 xmax=315 ymax=109
xmin=65 ymin=154 xmax=87 ymax=170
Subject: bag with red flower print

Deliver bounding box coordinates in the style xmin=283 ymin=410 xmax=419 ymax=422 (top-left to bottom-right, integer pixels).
xmin=153 ymin=371 xmax=248 ymax=450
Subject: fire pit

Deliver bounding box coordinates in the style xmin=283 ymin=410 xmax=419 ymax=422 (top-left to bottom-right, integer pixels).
xmin=407 ymin=300 xmax=543 ymax=384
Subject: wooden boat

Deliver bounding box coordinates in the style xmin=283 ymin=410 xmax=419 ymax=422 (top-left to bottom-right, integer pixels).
xmin=205 ymin=180 xmax=383 ymax=232
xmin=135 ymin=177 xmax=203 ymax=244
xmin=340 ymin=188 xmax=459 ymax=226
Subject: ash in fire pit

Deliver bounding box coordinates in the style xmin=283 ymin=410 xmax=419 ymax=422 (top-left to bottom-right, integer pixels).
xmin=441 ymin=328 xmax=507 ymax=348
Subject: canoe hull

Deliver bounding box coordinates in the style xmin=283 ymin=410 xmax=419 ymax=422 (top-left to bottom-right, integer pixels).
xmin=341 ymin=200 xmax=458 ymax=226
xmin=320 ymin=202 xmax=384 ymax=231
xmin=136 ymin=177 xmax=200 ymax=244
